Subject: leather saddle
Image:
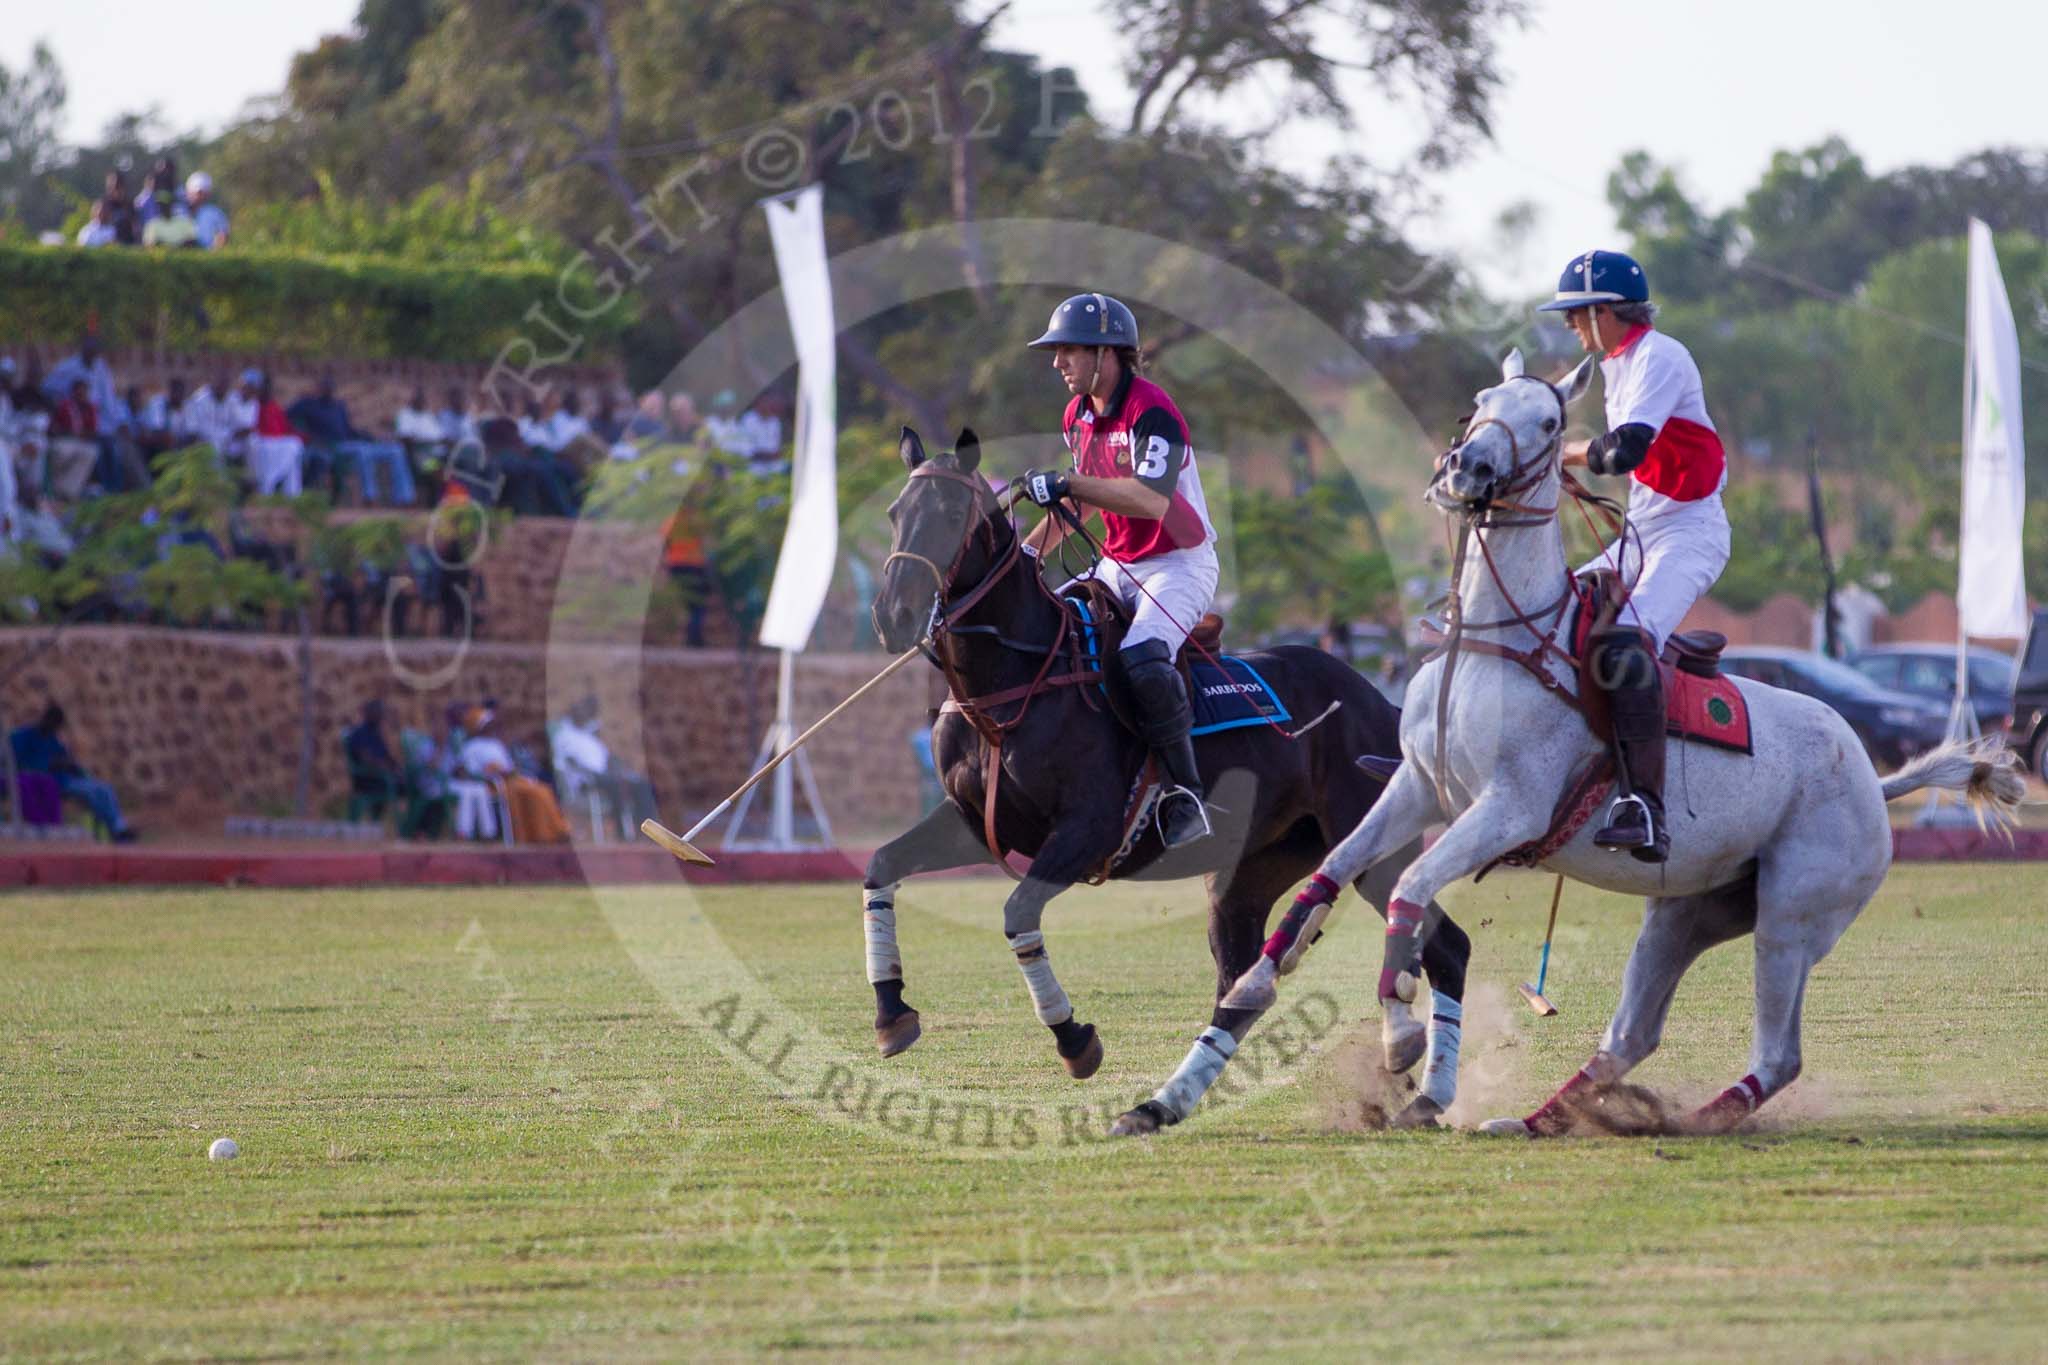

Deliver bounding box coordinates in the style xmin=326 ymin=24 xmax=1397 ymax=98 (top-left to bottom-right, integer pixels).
xmin=1571 ymin=569 xmax=1742 ymax=749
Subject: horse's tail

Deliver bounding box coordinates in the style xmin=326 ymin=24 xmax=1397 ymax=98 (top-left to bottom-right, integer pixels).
xmin=1878 ymin=737 xmax=2026 ymax=829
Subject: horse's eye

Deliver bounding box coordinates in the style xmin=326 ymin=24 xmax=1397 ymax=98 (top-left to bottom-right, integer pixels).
xmin=1543 ymin=418 xmax=1558 ymax=432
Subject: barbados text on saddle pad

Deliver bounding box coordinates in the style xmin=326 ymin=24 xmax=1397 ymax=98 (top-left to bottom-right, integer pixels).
xmin=1188 ymin=656 xmax=1292 ymax=735
xmin=1664 ymin=667 xmax=1752 ymax=755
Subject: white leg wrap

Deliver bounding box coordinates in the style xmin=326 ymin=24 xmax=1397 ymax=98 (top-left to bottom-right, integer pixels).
xmin=1008 ymin=931 xmax=1071 ymax=1026
xmin=1420 ymin=995 xmax=1463 ymax=1108
xmin=1151 ymin=1026 xmax=1237 ymax=1121
xmin=863 ymin=884 xmax=902 ymax=984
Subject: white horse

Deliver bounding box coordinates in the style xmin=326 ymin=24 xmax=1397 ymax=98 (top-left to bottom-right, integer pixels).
xmin=1222 ymin=348 xmax=2024 ymax=1135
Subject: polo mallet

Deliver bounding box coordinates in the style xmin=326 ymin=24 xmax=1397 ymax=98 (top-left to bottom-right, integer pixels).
xmin=1519 ymin=874 xmax=1564 ymax=1017
xmin=641 ymin=644 xmax=925 ymax=866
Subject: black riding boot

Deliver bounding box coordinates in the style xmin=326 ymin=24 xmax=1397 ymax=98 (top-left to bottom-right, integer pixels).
xmin=1121 ymin=639 xmax=1211 ymax=850
xmin=1589 ymin=629 xmax=1670 ymax=864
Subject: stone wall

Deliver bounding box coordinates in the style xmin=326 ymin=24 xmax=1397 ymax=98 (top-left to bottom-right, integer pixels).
xmin=0 ymin=627 xmax=938 ymax=841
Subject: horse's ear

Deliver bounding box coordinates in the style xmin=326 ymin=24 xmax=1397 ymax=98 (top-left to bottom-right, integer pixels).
xmin=899 ymin=426 xmax=926 ymax=470
xmin=1500 ymin=347 xmax=1526 ymax=380
xmin=1557 ymin=355 xmax=1596 ymax=405
xmin=953 ymin=427 xmax=981 ymax=473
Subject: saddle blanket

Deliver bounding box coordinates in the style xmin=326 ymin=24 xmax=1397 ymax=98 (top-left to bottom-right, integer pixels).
xmin=1189 ymin=656 xmax=1292 ymax=736
xmin=1665 ymin=667 xmax=1752 ymax=755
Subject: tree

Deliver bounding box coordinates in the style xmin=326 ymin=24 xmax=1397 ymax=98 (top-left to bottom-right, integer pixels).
xmin=0 ymin=42 xmax=69 ymax=230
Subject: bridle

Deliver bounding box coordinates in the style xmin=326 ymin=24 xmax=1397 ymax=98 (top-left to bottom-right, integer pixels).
xmin=878 ymin=461 xmax=1022 ymax=648
xmin=1424 ymin=375 xmax=1631 ymax=816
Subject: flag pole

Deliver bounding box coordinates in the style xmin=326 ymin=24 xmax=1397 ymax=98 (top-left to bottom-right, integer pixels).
xmin=1922 ymin=221 xmax=1985 ymax=825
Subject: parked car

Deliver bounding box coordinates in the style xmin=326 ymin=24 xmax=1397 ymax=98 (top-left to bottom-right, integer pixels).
xmin=2012 ymin=609 xmax=2048 ymax=782
xmin=1718 ymin=646 xmax=1950 ymax=769
xmin=1846 ymin=643 xmax=2016 ymax=735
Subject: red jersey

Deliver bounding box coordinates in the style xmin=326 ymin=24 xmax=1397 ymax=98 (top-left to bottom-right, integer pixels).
xmin=1061 ymin=372 xmax=1215 ymax=562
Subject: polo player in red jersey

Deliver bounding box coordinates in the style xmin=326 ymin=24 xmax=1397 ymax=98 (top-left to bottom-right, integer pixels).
xmin=1017 ymin=292 xmax=1219 ymax=850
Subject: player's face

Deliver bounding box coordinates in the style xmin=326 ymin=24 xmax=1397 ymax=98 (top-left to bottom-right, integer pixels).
xmin=1563 ymin=305 xmax=1619 ymax=353
xmin=1050 ymin=344 xmax=1111 ymax=396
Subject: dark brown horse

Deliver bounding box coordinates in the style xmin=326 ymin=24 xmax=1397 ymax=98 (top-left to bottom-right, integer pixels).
xmin=863 ymin=427 xmax=1469 ymax=1135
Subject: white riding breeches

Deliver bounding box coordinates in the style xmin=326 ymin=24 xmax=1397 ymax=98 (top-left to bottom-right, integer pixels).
xmin=1064 ymin=544 xmax=1220 ymax=655
xmin=1575 ymin=493 xmax=1730 ymax=651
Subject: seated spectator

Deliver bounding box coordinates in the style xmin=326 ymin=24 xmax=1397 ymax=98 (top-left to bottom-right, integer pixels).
xmin=392 ymin=724 xmax=454 ymax=839
xmin=591 ymin=391 xmax=627 ymax=445
xmin=499 ymin=394 xmax=576 ymax=516
xmin=459 ymin=706 xmax=570 ymax=843
xmin=5 ymin=485 xmax=75 ymax=562
xmin=9 ymin=703 xmax=137 ymax=842
xmin=46 ymin=380 xmax=105 ymax=500
xmin=395 ymin=385 xmax=449 ymax=498
xmin=76 ymin=200 xmax=120 ymax=247
xmin=549 ymin=693 xmax=658 ymax=832
xmin=133 ymin=157 xmax=186 ymax=227
xmin=437 ymin=703 xmax=498 ymax=839
xmin=100 ymin=170 xmax=139 ymax=245
xmin=288 ymin=371 xmax=416 ymax=507
xmin=181 ymin=372 xmax=240 ymax=463
xmin=186 ymin=172 xmax=229 ymax=249
xmin=137 ymin=377 xmax=191 ymax=459
xmin=343 ymin=699 xmax=403 ymax=821
xmin=247 ymin=375 xmax=305 ymax=496
xmin=437 ymin=387 xmax=473 ymax=443
xmin=44 ymin=336 xmax=118 ymax=415
xmin=739 ymin=394 xmax=788 ymax=475
xmin=623 ymin=390 xmax=670 ymax=443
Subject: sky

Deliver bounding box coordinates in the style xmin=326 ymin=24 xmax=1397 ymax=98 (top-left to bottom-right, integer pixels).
xmin=10 ymin=0 xmax=2048 ymax=292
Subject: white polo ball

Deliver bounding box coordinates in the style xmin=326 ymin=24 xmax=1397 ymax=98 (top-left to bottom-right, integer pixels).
xmin=208 ymin=1137 xmax=239 ymax=1161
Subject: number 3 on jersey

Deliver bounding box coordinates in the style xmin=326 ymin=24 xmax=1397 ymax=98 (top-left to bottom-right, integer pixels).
xmin=1137 ymin=433 xmax=1172 ymax=480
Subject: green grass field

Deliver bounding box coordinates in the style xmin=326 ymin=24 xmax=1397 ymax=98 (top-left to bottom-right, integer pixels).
xmin=5 ymin=865 xmax=2046 ymax=1361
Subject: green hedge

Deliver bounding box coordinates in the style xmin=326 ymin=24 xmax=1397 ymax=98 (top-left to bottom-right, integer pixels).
xmin=0 ymin=243 xmax=630 ymax=362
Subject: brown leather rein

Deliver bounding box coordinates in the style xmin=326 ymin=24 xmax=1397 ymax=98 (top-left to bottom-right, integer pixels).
xmin=880 ymin=462 xmax=1105 ymax=876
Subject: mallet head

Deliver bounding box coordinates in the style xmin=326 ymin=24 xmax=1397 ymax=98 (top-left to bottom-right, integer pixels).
xmin=641 ymin=818 xmax=716 ymax=866
xmin=1518 ymin=981 xmax=1559 ymax=1017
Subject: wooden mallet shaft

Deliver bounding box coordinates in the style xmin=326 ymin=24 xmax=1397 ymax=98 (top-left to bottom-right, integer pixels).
xmin=641 ymin=643 xmax=926 ymax=866
xmin=1519 ymin=874 xmax=1564 ymax=1017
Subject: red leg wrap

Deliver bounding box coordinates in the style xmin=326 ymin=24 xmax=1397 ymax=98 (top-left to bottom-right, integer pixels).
xmin=1260 ymin=873 xmax=1340 ymax=963
xmin=1694 ymin=1073 xmax=1765 ymax=1131
xmin=1525 ymin=1065 xmax=1601 ymax=1137
xmin=1377 ymin=897 xmax=1426 ymax=1001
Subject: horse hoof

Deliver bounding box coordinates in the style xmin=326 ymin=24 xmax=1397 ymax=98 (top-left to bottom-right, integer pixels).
xmin=875 ymin=1009 xmax=921 ymax=1058
xmin=1110 ymin=1100 xmax=1175 ymax=1137
xmin=1390 ymin=1095 xmax=1444 ymax=1130
xmin=1478 ymin=1117 xmax=1535 ymax=1138
xmin=1060 ymin=1023 xmax=1103 ymax=1080
xmin=1687 ymin=1090 xmax=1753 ymax=1135
xmin=1382 ymin=1012 xmax=1426 ymax=1075
xmin=1220 ymin=958 xmax=1278 ymax=1013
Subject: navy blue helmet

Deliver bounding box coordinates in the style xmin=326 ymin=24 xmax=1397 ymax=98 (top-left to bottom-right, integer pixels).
xmin=1535 ymin=250 xmax=1649 ymax=312
xmin=1028 ymin=293 xmax=1139 ymax=349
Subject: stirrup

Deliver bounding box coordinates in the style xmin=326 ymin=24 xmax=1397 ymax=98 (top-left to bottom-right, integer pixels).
xmin=1157 ymin=784 xmax=1212 ymax=847
xmin=1593 ymin=793 xmax=1655 ymax=850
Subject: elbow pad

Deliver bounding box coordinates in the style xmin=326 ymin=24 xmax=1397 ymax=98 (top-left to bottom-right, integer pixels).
xmin=1587 ymin=423 xmax=1655 ymax=476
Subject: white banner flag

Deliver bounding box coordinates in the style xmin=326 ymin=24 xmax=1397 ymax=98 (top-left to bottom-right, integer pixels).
xmin=757 ymin=184 xmax=838 ymax=652
xmin=1958 ymin=218 xmax=2030 ymax=638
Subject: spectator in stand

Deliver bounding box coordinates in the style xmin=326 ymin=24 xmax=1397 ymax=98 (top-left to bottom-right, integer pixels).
xmin=99 ymin=385 xmax=150 ymax=490
xmin=704 ymin=389 xmax=749 ymax=455
xmin=100 ymin=170 xmax=139 ymax=245
xmin=186 ymin=172 xmax=229 ymax=249
xmin=76 ymin=199 xmax=120 ymax=247
xmin=739 ymin=393 xmax=788 ymax=475
xmin=437 ymin=702 xmax=498 ymax=839
xmin=247 ymin=375 xmax=305 ymax=496
xmin=137 ymin=377 xmax=191 ymax=459
xmin=225 ymin=369 xmax=261 ymax=465
xmin=44 ymin=337 xmax=118 ymax=416
xmin=394 ymin=384 xmax=448 ymax=497
xmin=133 ymin=158 xmax=185 ymax=227
xmin=288 ymin=371 xmax=416 ymax=507
xmin=344 ymin=699 xmax=404 ymax=821
xmin=591 ymin=392 xmax=626 ymax=445
xmin=459 ymin=706 xmax=570 ymax=844
xmin=623 ymin=390 xmax=669 ymax=443
xmin=502 ymin=393 xmax=576 ymax=516
xmin=437 ymin=386 xmax=473 ymax=444
xmin=661 ymin=504 xmax=713 ymax=647
xmin=549 ymin=693 xmax=658 ymax=831
xmin=181 ymin=371 xmax=239 ymax=463
xmin=46 ymin=380 xmax=105 ymax=500
xmin=13 ymin=355 xmax=53 ymax=418
xmin=666 ymin=392 xmax=704 ymax=444
xmin=9 ymin=703 xmax=138 ymax=842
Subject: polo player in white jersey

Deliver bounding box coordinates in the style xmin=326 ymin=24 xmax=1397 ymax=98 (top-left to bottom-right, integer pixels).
xmin=1539 ymin=249 xmax=1732 ymax=864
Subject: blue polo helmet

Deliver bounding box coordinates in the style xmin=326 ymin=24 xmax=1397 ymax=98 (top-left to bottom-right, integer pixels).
xmin=1028 ymin=293 xmax=1139 ymax=349
xmin=1534 ymin=249 xmax=1649 ymax=312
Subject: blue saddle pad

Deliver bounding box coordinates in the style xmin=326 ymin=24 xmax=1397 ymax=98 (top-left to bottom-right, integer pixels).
xmin=1188 ymin=655 xmax=1291 ymax=735
xmin=1064 ymin=596 xmax=1288 ymax=736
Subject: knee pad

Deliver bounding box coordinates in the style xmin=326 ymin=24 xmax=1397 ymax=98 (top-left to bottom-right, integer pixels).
xmin=1120 ymin=639 xmax=1190 ymax=743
